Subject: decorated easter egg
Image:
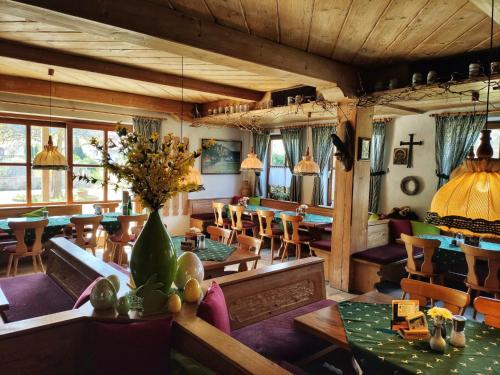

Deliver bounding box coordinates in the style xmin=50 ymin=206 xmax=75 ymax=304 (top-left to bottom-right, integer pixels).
xmin=115 ymin=296 xmax=130 ymax=315
xmin=90 ymin=278 xmax=117 ymax=310
xmin=107 ymin=274 xmax=120 ymax=293
xmin=168 ymin=293 xmax=182 ymax=313
xmin=174 ymin=252 xmax=204 ymax=289
xmin=184 ymin=278 xmax=202 ymax=303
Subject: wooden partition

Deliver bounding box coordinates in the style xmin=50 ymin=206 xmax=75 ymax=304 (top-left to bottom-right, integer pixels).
xmin=260 ymin=198 xmax=334 ymax=217
xmin=188 ymin=197 xmax=233 ymax=215
xmin=0 ymin=237 xmax=298 ymax=375
xmin=0 ymin=204 xmax=82 ymax=219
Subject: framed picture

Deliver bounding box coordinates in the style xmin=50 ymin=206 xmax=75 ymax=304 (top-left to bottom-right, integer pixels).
xmin=357 ymin=137 xmax=371 ymax=160
xmin=393 ymin=148 xmax=408 ymax=165
xmin=201 ymin=139 xmax=242 ymax=174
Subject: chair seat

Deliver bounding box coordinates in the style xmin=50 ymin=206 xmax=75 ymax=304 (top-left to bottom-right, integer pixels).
xmin=284 ymin=234 xmax=314 ymax=243
xmin=234 ymin=221 xmax=257 ymax=230
xmin=352 ymin=243 xmax=416 ymax=265
xmin=2 ymin=243 xmax=33 ymax=254
xmin=109 ymin=233 xmax=136 ymax=243
xmin=310 ymin=239 xmax=331 ymax=252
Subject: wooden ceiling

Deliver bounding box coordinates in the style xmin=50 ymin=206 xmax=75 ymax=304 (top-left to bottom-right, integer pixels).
xmin=0 ymin=0 xmax=498 ymax=114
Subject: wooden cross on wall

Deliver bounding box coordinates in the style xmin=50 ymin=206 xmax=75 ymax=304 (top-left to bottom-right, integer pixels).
xmin=400 ymin=134 xmax=423 ymax=168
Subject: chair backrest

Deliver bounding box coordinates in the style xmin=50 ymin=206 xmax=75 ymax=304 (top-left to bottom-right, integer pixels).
xmin=281 ymin=214 xmax=302 ymax=242
xmin=401 ymin=233 xmax=440 ymax=274
xmin=207 ymin=226 xmax=232 ymax=245
xmin=115 ymin=214 xmax=148 ymax=243
xmin=70 ymin=215 xmax=102 ymax=248
xmin=237 ymin=235 xmax=262 ymax=258
xmin=93 ymin=202 xmax=119 ymax=213
xmin=256 ymin=210 xmax=275 ymax=236
xmin=212 ymin=202 xmax=226 ymax=227
xmin=8 ymin=219 xmax=49 ymax=255
xmin=474 ymin=297 xmax=500 ymax=328
xmin=228 ymin=205 xmax=245 ymax=230
xmin=460 ymin=243 xmax=500 ymax=291
xmin=401 ymin=278 xmax=469 ymax=314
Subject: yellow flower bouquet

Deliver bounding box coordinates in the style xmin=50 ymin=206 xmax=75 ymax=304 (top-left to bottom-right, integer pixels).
xmin=427 ymin=306 xmax=453 ymax=324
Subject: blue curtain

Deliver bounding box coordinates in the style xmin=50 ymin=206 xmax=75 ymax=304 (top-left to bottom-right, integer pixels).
xmin=369 ymin=121 xmax=387 ymax=213
xmin=311 ymin=126 xmax=335 ymax=206
xmin=281 ymin=128 xmax=306 ymax=202
xmin=253 ymin=131 xmax=270 ymax=197
xmin=435 ymin=114 xmax=485 ymax=188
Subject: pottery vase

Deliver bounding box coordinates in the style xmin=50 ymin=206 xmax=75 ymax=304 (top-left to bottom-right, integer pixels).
xmin=430 ymin=324 xmax=447 ymax=352
xmin=130 ymin=209 xmax=177 ymax=293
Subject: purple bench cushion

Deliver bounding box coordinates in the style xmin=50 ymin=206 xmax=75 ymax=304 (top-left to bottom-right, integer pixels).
xmin=323 ymin=225 xmax=332 ymax=233
xmin=352 ymin=243 xmax=419 ymax=265
xmin=231 ymin=299 xmax=336 ymax=363
xmin=389 ymin=219 xmax=412 ymax=242
xmin=310 ymin=239 xmax=331 ymax=252
xmin=0 ymin=273 xmax=75 ymax=322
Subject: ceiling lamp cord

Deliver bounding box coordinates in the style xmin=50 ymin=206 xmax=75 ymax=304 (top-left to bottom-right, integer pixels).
xmin=485 ymin=0 xmax=494 ymax=131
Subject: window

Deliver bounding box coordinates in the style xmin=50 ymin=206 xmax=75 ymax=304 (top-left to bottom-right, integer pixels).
xmin=0 ymin=119 xmax=124 ymax=206
xmin=473 ymin=127 xmax=500 ymax=158
xmin=326 ymin=151 xmax=336 ymax=207
xmin=266 ymin=136 xmax=291 ymax=201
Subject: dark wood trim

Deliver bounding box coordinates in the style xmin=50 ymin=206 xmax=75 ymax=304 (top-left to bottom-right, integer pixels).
xmin=0 ymin=39 xmax=263 ymax=102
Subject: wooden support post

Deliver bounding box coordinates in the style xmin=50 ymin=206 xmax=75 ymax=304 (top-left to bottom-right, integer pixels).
xmin=41 ymin=126 xmax=49 ymax=202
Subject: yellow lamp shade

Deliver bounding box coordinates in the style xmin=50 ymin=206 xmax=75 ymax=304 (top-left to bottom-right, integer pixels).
xmin=181 ymin=165 xmax=204 ymax=192
xmin=293 ymin=146 xmax=320 ymax=176
xmin=32 ymin=136 xmax=68 ymax=170
xmin=241 ymin=152 xmax=263 ymax=171
xmin=426 ymin=159 xmax=500 ymax=238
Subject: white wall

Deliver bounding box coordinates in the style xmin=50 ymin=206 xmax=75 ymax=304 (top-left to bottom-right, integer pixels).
xmin=378 ymin=114 xmax=437 ymax=219
xmin=160 ymin=117 xmax=245 ymax=234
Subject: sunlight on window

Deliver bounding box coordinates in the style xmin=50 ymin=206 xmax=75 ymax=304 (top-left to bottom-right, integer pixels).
xmin=268 ymin=138 xmax=291 ymax=200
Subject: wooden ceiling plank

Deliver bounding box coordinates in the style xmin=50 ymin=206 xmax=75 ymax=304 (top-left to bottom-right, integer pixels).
xmin=469 ymin=29 xmax=500 ymax=50
xmin=167 ymin=0 xmax=214 ymax=23
xmin=307 ymin=0 xmax=351 ymax=58
xmin=277 ymin=0 xmax=315 ymax=51
xmin=1 ymin=0 xmax=358 ymax=93
xmin=470 ymin=0 xmax=500 ymax=24
xmin=352 ymin=0 xmax=429 ymax=65
xmin=331 ymin=0 xmax=392 ymax=64
xmin=0 ymin=73 xmax=193 ymax=115
xmin=409 ymin=1 xmax=487 ymax=58
xmin=240 ymin=0 xmax=278 ymax=42
xmin=204 ymin=0 xmax=248 ymax=33
xmin=0 ymin=39 xmax=263 ymax=101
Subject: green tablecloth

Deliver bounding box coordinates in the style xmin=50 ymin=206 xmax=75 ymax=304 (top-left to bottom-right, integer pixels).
xmin=339 ymin=301 xmax=500 ymax=375
xmin=276 ymin=211 xmax=333 ymax=225
xmin=0 ymin=212 xmax=137 ymax=245
xmin=418 ymin=235 xmax=500 ymax=275
xmin=171 ymin=236 xmax=236 ymax=262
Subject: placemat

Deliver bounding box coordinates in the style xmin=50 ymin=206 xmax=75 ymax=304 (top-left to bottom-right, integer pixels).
xmin=339 ymin=301 xmax=500 ymax=375
xmin=171 ymin=236 xmax=236 ymax=262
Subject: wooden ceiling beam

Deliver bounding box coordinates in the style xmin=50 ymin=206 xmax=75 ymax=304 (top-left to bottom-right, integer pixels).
xmin=470 ymin=0 xmax=500 ymax=25
xmin=2 ymin=0 xmax=358 ymax=96
xmin=0 ymin=39 xmax=262 ymax=102
xmin=0 ymin=73 xmax=193 ymax=116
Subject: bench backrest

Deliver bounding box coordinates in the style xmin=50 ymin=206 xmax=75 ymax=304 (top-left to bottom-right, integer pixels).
xmin=189 ymin=198 xmax=232 ymax=215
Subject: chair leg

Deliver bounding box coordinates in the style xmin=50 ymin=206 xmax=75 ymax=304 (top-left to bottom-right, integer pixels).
xmin=281 ymin=242 xmax=289 ymax=263
xmin=91 ymin=247 xmax=96 ymax=256
xmin=401 ymin=274 xmax=411 ymax=299
xmin=32 ymin=255 xmax=38 ymax=273
xmin=117 ymin=245 xmax=124 ymax=266
xmin=37 ymin=254 xmax=45 ymax=273
xmin=6 ymin=254 xmax=13 ymax=277
xmin=296 ymin=244 xmax=301 ymax=260
xmin=429 ymin=277 xmax=435 ymax=306
xmin=270 ymin=237 xmax=275 ymax=265
xmin=12 ymin=257 xmax=19 ymax=277
xmin=473 ymin=290 xmax=479 ymax=320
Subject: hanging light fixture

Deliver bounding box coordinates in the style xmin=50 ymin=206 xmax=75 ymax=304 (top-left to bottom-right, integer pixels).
xmin=178 ymin=57 xmax=204 ymax=192
xmin=425 ymin=0 xmax=500 ymax=238
xmin=293 ymin=113 xmax=320 ymax=176
xmin=240 ymin=147 xmax=263 ymax=172
xmin=32 ymin=68 xmax=68 ymax=170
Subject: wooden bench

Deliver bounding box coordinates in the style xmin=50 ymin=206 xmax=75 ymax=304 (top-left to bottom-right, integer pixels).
xmin=188 ymin=197 xmax=232 ymax=232
xmin=0 ymin=238 xmax=331 ymax=374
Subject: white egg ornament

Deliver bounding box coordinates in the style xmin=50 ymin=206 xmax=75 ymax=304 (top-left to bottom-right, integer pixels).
xmin=174 ymin=252 xmax=204 ymax=289
xmin=90 ymin=278 xmax=117 ymax=310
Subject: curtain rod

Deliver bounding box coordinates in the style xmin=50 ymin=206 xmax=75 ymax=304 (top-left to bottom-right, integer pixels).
xmin=276 ymin=122 xmax=337 ymax=130
xmin=371 ymin=117 xmax=393 ymax=123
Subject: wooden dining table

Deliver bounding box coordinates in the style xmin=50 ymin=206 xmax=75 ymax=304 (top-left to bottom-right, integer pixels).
xmin=242 ymin=205 xmax=332 ymax=229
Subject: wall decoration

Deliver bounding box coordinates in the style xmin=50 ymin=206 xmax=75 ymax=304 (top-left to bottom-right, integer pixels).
xmin=399 ymin=133 xmax=423 ymax=168
xmin=201 ymin=139 xmax=242 ymax=174
xmin=393 ymin=147 xmax=408 ymax=165
xmin=357 ymin=137 xmax=371 ymax=161
xmin=400 ymin=176 xmax=421 ymax=196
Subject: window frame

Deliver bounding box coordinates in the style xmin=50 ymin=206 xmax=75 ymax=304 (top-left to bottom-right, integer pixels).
xmin=265 ymin=134 xmax=290 ymax=199
xmin=0 ymin=117 xmax=126 ymax=207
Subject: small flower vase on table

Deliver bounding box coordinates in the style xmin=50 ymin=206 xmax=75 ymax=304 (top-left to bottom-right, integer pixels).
xmin=427 ymin=307 xmax=453 ymax=352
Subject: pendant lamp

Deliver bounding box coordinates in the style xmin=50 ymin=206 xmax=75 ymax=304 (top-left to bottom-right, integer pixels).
xmin=32 ymin=69 xmax=68 ymax=170
xmin=240 ymin=147 xmax=263 ymax=172
xmin=178 ymin=56 xmax=204 ymax=192
xmin=294 ymin=146 xmax=320 ymax=176
xmin=425 ymin=0 xmax=500 ymax=238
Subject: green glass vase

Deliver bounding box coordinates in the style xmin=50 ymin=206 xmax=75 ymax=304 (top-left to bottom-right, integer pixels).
xmin=130 ymin=209 xmax=177 ymax=293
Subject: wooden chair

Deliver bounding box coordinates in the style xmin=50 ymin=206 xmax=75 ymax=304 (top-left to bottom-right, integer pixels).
xmin=237 ymin=234 xmax=263 ymax=269
xmin=400 ymin=234 xmax=444 ymax=301
xmin=212 ymin=202 xmax=231 ymax=229
xmin=256 ymin=210 xmax=283 ymax=264
xmin=474 ymin=297 xmax=500 ymax=328
xmin=69 ymin=215 xmax=103 ymax=256
xmin=93 ymin=202 xmax=119 ymax=213
xmin=207 ymin=226 xmax=232 ymax=245
xmin=228 ymin=205 xmax=257 ymax=243
xmin=280 ymin=214 xmax=313 ymax=262
xmin=2 ymin=219 xmax=49 ymax=276
xmin=401 ymin=278 xmax=469 ymax=315
xmin=460 ymin=243 xmax=500 ymax=318
xmin=107 ymin=214 xmax=148 ymax=266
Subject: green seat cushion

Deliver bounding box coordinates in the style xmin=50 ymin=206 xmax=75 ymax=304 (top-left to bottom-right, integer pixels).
xmin=410 ymin=220 xmax=440 ymax=236
xmin=248 ymin=197 xmax=261 ymax=206
xmin=21 ymin=207 xmax=47 ymax=217
xmin=171 ymin=350 xmax=215 ymax=375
